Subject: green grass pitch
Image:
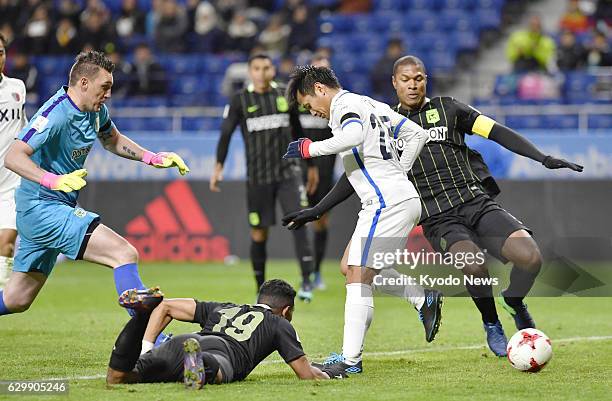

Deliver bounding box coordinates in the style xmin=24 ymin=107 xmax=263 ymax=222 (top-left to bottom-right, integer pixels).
xmin=1 ymin=260 xmax=611 ymax=401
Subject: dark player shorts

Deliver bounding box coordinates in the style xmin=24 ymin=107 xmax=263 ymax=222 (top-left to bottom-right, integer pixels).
xmin=421 ymin=195 xmax=532 ymax=263
xmin=136 ymin=334 xmax=235 ymax=384
xmin=306 ymin=155 xmax=336 ymax=206
xmin=247 ymin=174 xmax=308 ymax=228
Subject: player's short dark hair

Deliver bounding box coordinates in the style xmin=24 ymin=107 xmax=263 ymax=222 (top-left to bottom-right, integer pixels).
xmin=393 ymin=55 xmax=427 ymax=76
xmin=248 ymin=53 xmax=272 ymax=66
xmin=257 ymin=279 xmax=296 ymax=310
xmin=69 ymin=51 xmax=115 ymax=86
xmin=0 ymin=33 xmax=7 ymax=48
xmin=285 ymin=65 xmax=341 ymax=109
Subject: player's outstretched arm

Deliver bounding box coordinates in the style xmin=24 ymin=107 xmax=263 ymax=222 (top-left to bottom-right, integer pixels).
xmin=390 ymin=112 xmax=429 ymax=172
xmin=484 ymin=120 xmax=583 ymax=172
xmin=282 ymin=173 xmax=354 ymax=230
xmin=141 ymin=299 xmax=197 ymax=353
xmin=99 ymin=126 xmax=189 ymax=175
xmin=4 ymin=140 xmax=87 ymax=192
xmin=288 ymin=356 xmax=336 ymax=380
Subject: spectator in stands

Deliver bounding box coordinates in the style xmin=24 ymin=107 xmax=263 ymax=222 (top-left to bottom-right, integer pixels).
xmin=584 ymin=30 xmax=612 ymax=67
xmin=0 ymin=0 xmax=21 ymax=27
xmin=277 ymin=55 xmax=296 ymax=83
xmin=506 ymin=15 xmax=556 ymax=72
xmin=191 ymin=1 xmax=228 ymax=54
xmin=0 ymin=23 xmax=16 ymax=54
xmin=114 ymin=0 xmax=146 ymax=40
xmin=130 ymin=43 xmax=168 ymax=95
xmin=108 ymin=50 xmax=134 ymax=98
xmin=17 ymin=0 xmax=44 ymax=30
xmin=559 ymin=0 xmax=590 ymax=33
xmin=338 ymin=0 xmax=371 ymax=14
xmin=593 ymin=0 xmax=612 ymax=27
xmin=79 ymin=8 xmax=116 ymax=52
xmin=8 ymin=52 xmax=38 ymax=102
xmin=258 ymin=14 xmax=290 ymax=57
xmin=287 ymin=4 xmax=318 ymax=53
xmin=154 ymin=0 xmax=189 ymax=53
xmin=50 ymin=18 xmax=80 ymax=54
xmin=57 ymin=0 xmax=82 ymax=27
xmin=221 ymin=43 xmax=266 ymax=96
xmin=80 ymin=0 xmax=111 ymax=27
xmin=557 ymin=30 xmax=585 ymax=70
xmin=227 ymin=11 xmax=258 ymax=53
xmin=23 ymin=4 xmax=52 ymax=54
xmin=370 ymin=38 xmax=404 ymax=104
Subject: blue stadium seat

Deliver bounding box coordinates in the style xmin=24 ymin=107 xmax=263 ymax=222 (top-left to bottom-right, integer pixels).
xmin=318 ymin=15 xmax=355 ymax=34
xmin=158 ymin=55 xmax=201 ymax=75
xmin=373 ymin=0 xmax=410 ymax=11
xmin=543 ymin=114 xmax=579 ymax=130
xmin=439 ymin=10 xmax=473 ymax=31
xmin=343 ymin=74 xmax=372 ymax=94
xmin=474 ymin=0 xmax=505 ymax=11
xmin=588 ymin=114 xmax=612 ymax=130
xmin=182 ymin=117 xmax=223 ymax=131
xmin=505 ymin=115 xmax=544 ymax=130
xmin=439 ymin=0 xmax=478 ymax=10
xmin=402 ymin=10 xmax=436 ymax=32
xmin=474 ymin=9 xmax=502 ymax=31
xmin=454 ymin=31 xmax=480 ymax=52
xmin=414 ymin=32 xmax=455 ymax=53
xmin=406 ymin=0 xmax=444 ymax=10
xmin=429 ymin=52 xmax=457 ymax=71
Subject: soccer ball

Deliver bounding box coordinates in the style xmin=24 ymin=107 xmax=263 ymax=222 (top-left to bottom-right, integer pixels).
xmin=506 ymin=328 xmax=552 ymax=372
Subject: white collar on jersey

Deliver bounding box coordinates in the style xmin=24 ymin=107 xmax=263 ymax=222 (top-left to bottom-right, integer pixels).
xmin=254 ymin=303 xmax=272 ymax=310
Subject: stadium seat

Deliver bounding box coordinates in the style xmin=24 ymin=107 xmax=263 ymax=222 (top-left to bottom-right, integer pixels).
xmin=542 ymin=114 xmax=579 ymax=130
xmin=439 ymin=9 xmax=473 ymax=31
xmin=588 ymin=114 xmax=612 ymax=130
xmin=505 ymin=115 xmax=544 ymax=130
xmin=439 ymin=0 xmax=478 ymax=10
xmin=474 ymin=9 xmax=502 ymax=31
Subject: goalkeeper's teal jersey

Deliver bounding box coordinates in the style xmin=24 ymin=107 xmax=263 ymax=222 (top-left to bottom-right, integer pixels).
xmin=15 ymin=86 xmax=114 ymax=211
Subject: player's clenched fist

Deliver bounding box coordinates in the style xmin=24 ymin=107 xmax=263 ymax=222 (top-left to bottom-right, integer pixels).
xmin=40 ymin=169 xmax=88 ymax=193
xmin=283 ymin=138 xmax=312 ymax=159
xmin=142 ymin=151 xmax=190 ymax=175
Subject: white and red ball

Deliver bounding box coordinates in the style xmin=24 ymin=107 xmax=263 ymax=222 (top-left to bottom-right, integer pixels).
xmin=506 ymin=328 xmax=552 ymax=372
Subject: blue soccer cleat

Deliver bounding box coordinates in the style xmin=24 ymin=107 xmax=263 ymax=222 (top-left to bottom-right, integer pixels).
xmin=418 ymin=289 xmax=444 ymax=342
xmin=118 ymin=287 xmax=164 ymax=312
xmin=297 ymin=282 xmax=313 ymax=303
xmin=498 ymin=293 xmax=536 ymax=330
xmin=183 ymin=338 xmax=205 ymax=390
xmin=312 ymin=272 xmax=326 ymax=291
xmin=483 ymin=320 xmax=508 ymax=357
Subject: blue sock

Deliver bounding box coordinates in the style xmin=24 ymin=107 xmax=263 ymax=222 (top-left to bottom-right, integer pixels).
xmin=0 ymin=291 xmax=13 ymax=316
xmin=113 ymin=263 xmax=146 ymax=317
xmin=113 ymin=263 xmax=146 ymax=295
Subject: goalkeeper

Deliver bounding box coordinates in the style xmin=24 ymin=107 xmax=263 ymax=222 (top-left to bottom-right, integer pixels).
xmin=0 ymin=51 xmax=189 ymax=319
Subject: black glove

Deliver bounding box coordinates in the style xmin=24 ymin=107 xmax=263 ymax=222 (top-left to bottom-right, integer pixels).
xmin=542 ymin=155 xmax=583 ymax=172
xmin=281 ymin=208 xmax=320 ymax=230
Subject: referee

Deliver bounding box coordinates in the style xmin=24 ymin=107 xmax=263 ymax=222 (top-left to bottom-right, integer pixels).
xmin=296 ymin=54 xmax=336 ymax=290
xmin=211 ymin=54 xmax=318 ymax=301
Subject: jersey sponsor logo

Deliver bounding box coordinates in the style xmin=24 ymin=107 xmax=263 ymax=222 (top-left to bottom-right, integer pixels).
xmin=246 ymin=113 xmax=290 ymax=132
xmin=94 ymin=115 xmax=100 ymax=132
xmin=298 ymin=114 xmax=328 ymax=129
xmin=247 ymin=104 xmax=260 ymax=113
xmin=426 ymin=126 xmax=448 ymax=142
xmin=31 ymin=115 xmax=49 ymax=132
xmin=74 ymin=207 xmax=87 ymax=218
xmin=426 ymin=109 xmax=441 ymax=124
xmin=223 ymin=104 xmax=230 ymax=119
xmin=12 ymin=92 xmax=21 ymax=102
xmin=276 ymin=96 xmax=289 ymax=112
xmin=71 ymin=145 xmax=93 ymax=160
xmin=0 ymin=107 xmax=21 ymax=123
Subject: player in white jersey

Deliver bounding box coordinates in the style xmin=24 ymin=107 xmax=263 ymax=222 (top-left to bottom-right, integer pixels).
xmin=0 ymin=34 xmax=26 ymax=288
xmin=283 ymin=66 xmax=443 ymax=374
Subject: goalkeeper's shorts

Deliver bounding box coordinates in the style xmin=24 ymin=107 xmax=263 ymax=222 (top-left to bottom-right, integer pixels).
xmin=14 ymin=202 xmax=99 ymax=276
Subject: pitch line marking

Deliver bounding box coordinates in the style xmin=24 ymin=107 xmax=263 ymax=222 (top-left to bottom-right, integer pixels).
xmin=46 ymin=335 xmax=612 ymax=381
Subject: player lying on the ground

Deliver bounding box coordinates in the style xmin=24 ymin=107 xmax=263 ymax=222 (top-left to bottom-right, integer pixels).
xmin=283 ymin=65 xmax=443 ymax=375
xmin=283 ymin=55 xmax=584 ymax=357
xmin=107 ymin=279 xmax=344 ymax=388
xmin=0 ymin=51 xmax=188 ymax=324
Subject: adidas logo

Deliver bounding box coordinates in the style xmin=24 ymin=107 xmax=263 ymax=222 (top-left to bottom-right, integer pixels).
xmin=125 ymin=181 xmax=229 ymax=261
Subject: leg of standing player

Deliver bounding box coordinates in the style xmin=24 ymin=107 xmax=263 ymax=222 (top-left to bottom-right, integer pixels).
xmin=250 ymin=227 xmax=268 ymax=292
xmin=246 ymin=182 xmax=275 ymax=292
xmin=312 ymin=216 xmax=329 ymax=289
xmin=278 ymin=175 xmax=314 ymax=300
xmin=0 ymin=190 xmax=18 ymax=289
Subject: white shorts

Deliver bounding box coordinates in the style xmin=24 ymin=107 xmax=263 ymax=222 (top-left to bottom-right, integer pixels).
xmin=0 ymin=189 xmax=17 ymax=230
xmin=347 ymin=198 xmax=421 ymax=269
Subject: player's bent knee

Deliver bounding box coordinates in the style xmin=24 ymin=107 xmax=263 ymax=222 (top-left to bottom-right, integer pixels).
xmin=515 ymin=247 xmax=543 ymax=273
xmin=115 ymin=241 xmax=139 ymax=265
xmin=5 ymin=295 xmax=34 ymax=313
xmin=462 ymin=263 xmax=488 ymax=278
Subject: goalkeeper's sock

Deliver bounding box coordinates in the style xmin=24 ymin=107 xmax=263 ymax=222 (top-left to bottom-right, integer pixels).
xmin=0 ymin=291 xmax=13 ymax=315
xmin=291 ymin=227 xmax=314 ymax=286
xmin=504 ymin=265 xmax=539 ymax=307
xmin=371 ymin=268 xmax=425 ymax=309
xmin=0 ymin=256 xmax=13 ymax=289
xmin=342 ymin=283 xmax=374 ymax=366
xmin=313 ymin=229 xmax=328 ymax=274
xmin=113 ymin=263 xmax=147 ymax=317
xmin=250 ymin=240 xmax=266 ymax=292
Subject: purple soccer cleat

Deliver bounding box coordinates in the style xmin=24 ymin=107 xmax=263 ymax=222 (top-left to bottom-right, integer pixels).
xmin=183 ymin=338 xmax=205 ymax=390
xmin=118 ymin=287 xmax=164 ymax=312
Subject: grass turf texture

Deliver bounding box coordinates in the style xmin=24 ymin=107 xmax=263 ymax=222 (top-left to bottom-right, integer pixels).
xmin=1 ymin=260 xmax=611 ymax=401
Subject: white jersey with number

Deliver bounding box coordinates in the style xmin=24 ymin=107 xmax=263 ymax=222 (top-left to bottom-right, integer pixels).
xmin=309 ymin=90 xmax=427 ymax=210
xmin=0 ymin=74 xmax=26 ymax=194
